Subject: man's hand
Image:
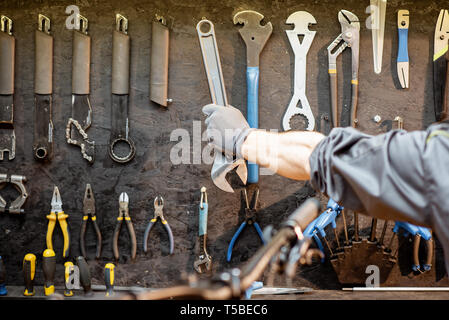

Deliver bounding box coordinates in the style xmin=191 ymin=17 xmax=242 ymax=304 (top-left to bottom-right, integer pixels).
xmin=202 ymin=104 xmax=253 ymax=158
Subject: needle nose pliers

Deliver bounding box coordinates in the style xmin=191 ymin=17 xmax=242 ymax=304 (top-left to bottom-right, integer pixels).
xmin=143 ymin=196 xmax=174 ymax=254
xmin=112 ymin=192 xmax=137 ymax=261
xmin=80 ymin=184 xmax=102 ymax=259
xmin=227 ymin=187 xmax=265 ymax=262
xmin=46 ymin=186 xmax=70 ymax=258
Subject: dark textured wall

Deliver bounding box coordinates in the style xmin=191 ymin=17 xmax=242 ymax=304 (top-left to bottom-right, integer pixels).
xmin=0 ymin=0 xmax=447 ymax=290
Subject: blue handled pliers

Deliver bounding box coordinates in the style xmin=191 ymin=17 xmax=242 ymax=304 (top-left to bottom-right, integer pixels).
xmin=303 ymin=199 xmax=344 ymax=262
xmin=227 ymin=187 xmax=265 ymax=262
xmin=389 ymin=221 xmax=433 ymax=273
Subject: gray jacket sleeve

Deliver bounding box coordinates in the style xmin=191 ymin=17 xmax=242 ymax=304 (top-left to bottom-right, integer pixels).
xmin=309 ymin=124 xmax=449 ymax=227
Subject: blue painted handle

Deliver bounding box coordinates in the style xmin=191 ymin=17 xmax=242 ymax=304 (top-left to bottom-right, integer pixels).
xmin=397 ymin=28 xmax=409 ymax=62
xmin=253 ymin=222 xmax=265 ymax=244
xmin=227 ymin=222 xmax=247 ymax=262
xmin=199 ymin=203 xmax=208 ymax=236
xmin=247 ymin=66 xmax=259 ymax=184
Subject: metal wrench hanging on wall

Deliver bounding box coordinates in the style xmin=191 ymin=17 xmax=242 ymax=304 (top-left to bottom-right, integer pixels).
xmin=33 ymin=14 xmax=54 ymax=161
xmin=66 ymin=14 xmax=95 ymax=163
xmin=233 ymin=10 xmax=272 ymax=184
xmin=197 ymin=19 xmax=247 ymax=193
xmin=109 ymin=14 xmax=136 ymax=163
xmin=0 ymin=15 xmax=16 ymax=161
xmin=282 ymin=11 xmax=316 ymax=132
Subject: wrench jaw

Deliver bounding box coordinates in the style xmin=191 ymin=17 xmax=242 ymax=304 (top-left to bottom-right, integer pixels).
xmin=233 ymin=10 xmax=273 ymax=67
xmin=211 ymin=154 xmax=247 ymax=193
xmin=194 ymin=255 xmax=212 ymax=274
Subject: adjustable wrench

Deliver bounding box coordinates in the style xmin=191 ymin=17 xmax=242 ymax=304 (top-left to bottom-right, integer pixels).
xmin=197 ymin=19 xmax=247 ymax=193
xmin=282 ymin=11 xmax=316 ymax=132
xmin=109 ymin=14 xmax=136 ymax=163
xmin=194 ymin=187 xmax=212 ymax=273
xmin=0 ymin=15 xmax=15 ymax=161
xmin=33 ymin=14 xmax=54 ymax=161
xmin=233 ymin=10 xmax=272 ymax=184
xmin=66 ymin=14 xmax=95 ymax=163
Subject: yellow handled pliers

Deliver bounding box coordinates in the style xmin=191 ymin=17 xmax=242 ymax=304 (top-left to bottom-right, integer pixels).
xmin=46 ymin=186 xmax=70 ymax=258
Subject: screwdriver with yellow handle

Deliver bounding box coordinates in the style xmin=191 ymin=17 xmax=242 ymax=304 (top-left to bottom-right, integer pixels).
xmin=23 ymin=253 xmax=36 ymax=296
xmin=42 ymin=249 xmax=56 ymax=296
xmin=104 ymin=263 xmax=115 ymax=297
xmin=64 ymin=261 xmax=74 ymax=297
xmin=46 ymin=186 xmax=70 ymax=258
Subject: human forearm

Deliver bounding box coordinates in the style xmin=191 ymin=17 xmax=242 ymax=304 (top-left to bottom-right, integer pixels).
xmin=240 ymin=130 xmax=325 ymax=180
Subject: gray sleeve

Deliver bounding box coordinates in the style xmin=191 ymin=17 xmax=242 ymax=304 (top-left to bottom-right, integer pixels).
xmin=309 ymin=126 xmax=431 ymax=226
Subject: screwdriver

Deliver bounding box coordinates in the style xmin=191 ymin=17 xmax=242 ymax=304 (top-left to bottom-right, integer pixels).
xmin=64 ymin=261 xmax=74 ymax=297
xmin=23 ymin=253 xmax=36 ymax=296
xmin=104 ymin=263 xmax=115 ymax=297
xmin=42 ymin=249 xmax=56 ymax=296
xmin=0 ymin=256 xmax=7 ymax=296
xmin=76 ymin=256 xmax=92 ymax=296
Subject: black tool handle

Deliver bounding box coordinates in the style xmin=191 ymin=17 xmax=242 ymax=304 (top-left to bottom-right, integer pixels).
xmin=42 ymin=249 xmax=56 ymax=296
xmin=80 ymin=218 xmax=102 ymax=259
xmin=350 ymin=82 xmax=359 ymax=128
xmin=92 ymin=219 xmax=102 ymax=259
xmin=125 ymin=218 xmax=137 ymax=260
xmin=76 ymin=256 xmax=92 ymax=296
xmin=112 ymin=220 xmax=122 ymax=260
xmin=329 ymin=72 xmax=338 ymax=128
xmin=0 ymin=256 xmax=7 ymax=296
xmin=434 ymin=54 xmax=447 ymax=121
xmin=23 ymin=254 xmax=36 ymax=296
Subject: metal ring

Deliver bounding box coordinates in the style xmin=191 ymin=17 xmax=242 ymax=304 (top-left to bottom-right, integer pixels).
xmin=109 ymin=137 xmax=135 ymax=163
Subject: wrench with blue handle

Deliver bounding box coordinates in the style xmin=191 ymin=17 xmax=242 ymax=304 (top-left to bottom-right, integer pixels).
xmin=194 ymin=187 xmax=212 ymax=273
xmin=397 ymin=10 xmax=409 ymax=89
xmin=233 ymin=11 xmax=272 ymax=184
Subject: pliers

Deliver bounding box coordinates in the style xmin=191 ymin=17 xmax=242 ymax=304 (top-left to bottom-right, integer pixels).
xmin=143 ymin=196 xmax=174 ymax=254
xmin=79 ymin=184 xmax=102 ymax=259
xmin=389 ymin=222 xmax=433 ymax=273
xmin=112 ymin=192 xmax=137 ymax=261
xmin=227 ymin=187 xmax=265 ymax=262
xmin=327 ymin=10 xmax=360 ymax=128
xmin=46 ymin=186 xmax=70 ymax=258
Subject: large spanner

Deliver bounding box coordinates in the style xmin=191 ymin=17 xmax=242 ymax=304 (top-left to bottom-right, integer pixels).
xmin=0 ymin=15 xmax=16 ymax=161
xmin=233 ymin=10 xmax=272 ymax=184
xmin=282 ymin=11 xmax=316 ymax=132
xmin=197 ymin=19 xmax=247 ymax=193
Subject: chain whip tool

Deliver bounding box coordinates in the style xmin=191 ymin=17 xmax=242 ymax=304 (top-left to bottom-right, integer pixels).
xmin=109 ymin=14 xmax=136 ymax=163
xmin=282 ymin=11 xmax=316 ymax=132
xmin=66 ymin=14 xmax=95 ymax=163
xmin=197 ymin=19 xmax=247 ymax=193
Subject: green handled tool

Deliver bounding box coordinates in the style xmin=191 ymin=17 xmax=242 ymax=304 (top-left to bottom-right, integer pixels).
xmin=104 ymin=263 xmax=115 ymax=297
xmin=42 ymin=249 xmax=56 ymax=296
xmin=23 ymin=253 xmax=36 ymax=296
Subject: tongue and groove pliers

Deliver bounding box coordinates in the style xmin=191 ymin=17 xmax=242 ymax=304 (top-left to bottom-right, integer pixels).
xmin=143 ymin=196 xmax=174 ymax=255
xmin=227 ymin=187 xmax=265 ymax=262
xmin=327 ymin=10 xmax=360 ymax=128
xmin=80 ymin=184 xmax=102 ymax=259
xmin=433 ymin=9 xmax=449 ymax=121
xmin=46 ymin=186 xmax=70 ymax=258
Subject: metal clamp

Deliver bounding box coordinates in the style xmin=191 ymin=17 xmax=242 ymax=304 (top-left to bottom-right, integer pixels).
xmin=38 ymin=14 xmax=50 ymax=34
xmin=0 ymin=174 xmax=28 ymax=214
